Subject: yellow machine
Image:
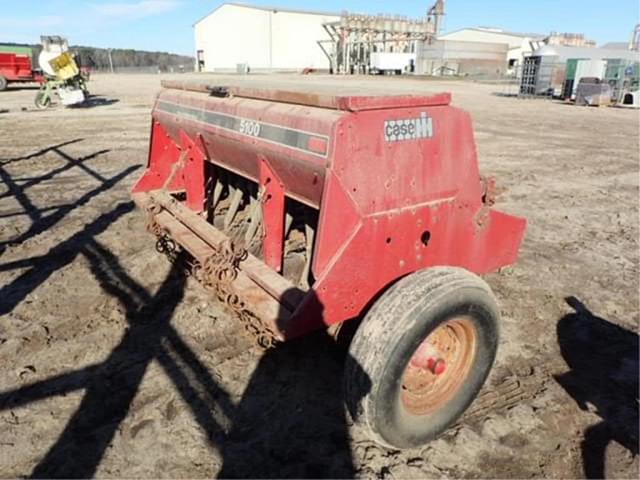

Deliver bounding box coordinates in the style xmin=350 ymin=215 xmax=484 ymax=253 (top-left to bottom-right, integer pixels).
xmin=35 ymin=36 xmax=88 ymax=109
xmin=48 ymin=52 xmax=80 ymax=81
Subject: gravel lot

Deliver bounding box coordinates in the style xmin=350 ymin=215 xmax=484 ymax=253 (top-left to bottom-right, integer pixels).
xmin=0 ymin=73 xmax=638 ymax=478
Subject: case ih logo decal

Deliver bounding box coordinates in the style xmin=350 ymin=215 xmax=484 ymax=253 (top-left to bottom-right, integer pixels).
xmin=384 ymin=112 xmax=433 ymax=143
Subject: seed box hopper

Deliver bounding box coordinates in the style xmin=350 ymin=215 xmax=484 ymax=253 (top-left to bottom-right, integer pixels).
xmin=132 ymin=80 xmax=526 ymax=448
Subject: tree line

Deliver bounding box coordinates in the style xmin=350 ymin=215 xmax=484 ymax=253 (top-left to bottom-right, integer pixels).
xmin=1 ymin=42 xmax=194 ymax=71
xmin=73 ymin=47 xmax=194 ymax=71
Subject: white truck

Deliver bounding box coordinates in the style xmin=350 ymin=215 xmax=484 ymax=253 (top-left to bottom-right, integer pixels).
xmin=369 ymin=52 xmax=416 ymax=75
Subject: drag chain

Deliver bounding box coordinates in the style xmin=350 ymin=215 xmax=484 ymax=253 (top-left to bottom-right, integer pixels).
xmin=192 ymin=240 xmax=278 ymax=350
xmin=147 ymin=202 xmax=278 ymax=349
xmin=146 ymin=207 xmax=180 ymax=263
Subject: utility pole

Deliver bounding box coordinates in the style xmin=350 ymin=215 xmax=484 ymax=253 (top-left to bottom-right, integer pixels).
xmin=107 ymin=48 xmax=114 ymax=73
xmin=630 ymin=24 xmax=640 ymax=51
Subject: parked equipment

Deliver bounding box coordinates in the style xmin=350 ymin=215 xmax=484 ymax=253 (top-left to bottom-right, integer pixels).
xmin=619 ymin=89 xmax=640 ymax=108
xmin=131 ymin=81 xmax=526 ymax=448
xmin=370 ymin=52 xmax=416 ymax=75
xmin=520 ymin=54 xmax=563 ymax=97
xmin=561 ymin=58 xmax=606 ymax=100
xmin=35 ymin=36 xmax=88 ymax=109
xmin=575 ymin=77 xmax=612 ymax=106
xmin=0 ymin=46 xmax=44 ymax=90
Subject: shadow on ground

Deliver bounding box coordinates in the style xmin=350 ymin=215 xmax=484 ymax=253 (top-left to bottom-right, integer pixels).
xmin=0 ymin=164 xmax=368 ymax=478
xmin=555 ymin=296 xmax=639 ymax=479
xmin=219 ymin=288 xmax=366 ymax=478
xmin=0 ymin=139 xmax=137 ymax=259
xmin=1 ymin=244 xmax=231 ymax=477
xmin=0 ymin=241 xmax=366 ymax=477
xmin=69 ymin=96 xmax=120 ymax=108
xmin=4 ymin=84 xmax=42 ymax=91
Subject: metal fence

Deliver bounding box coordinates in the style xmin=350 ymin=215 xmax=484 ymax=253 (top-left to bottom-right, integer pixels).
xmin=495 ymin=60 xmax=565 ymax=99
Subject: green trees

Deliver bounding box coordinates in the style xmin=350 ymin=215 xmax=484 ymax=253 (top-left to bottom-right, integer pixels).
xmin=0 ymin=42 xmax=193 ymax=71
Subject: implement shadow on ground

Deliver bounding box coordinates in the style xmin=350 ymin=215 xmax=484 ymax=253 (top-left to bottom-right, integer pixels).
xmin=0 ymin=138 xmax=367 ymax=476
xmin=0 ymin=139 xmax=138 ymax=258
xmin=3 ymin=85 xmax=42 ymax=91
xmin=219 ymin=289 xmax=369 ymax=478
xmin=68 ymin=96 xmax=120 ymax=108
xmin=0 ymin=237 xmax=234 ymax=477
xmin=555 ymin=296 xmax=639 ymax=479
xmin=1 ymin=206 xmax=368 ymax=477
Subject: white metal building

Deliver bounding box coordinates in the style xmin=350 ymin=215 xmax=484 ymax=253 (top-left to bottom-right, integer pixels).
xmin=437 ymin=27 xmax=545 ymax=68
xmin=531 ymin=44 xmax=640 ymax=63
xmin=416 ymin=39 xmax=509 ymax=76
xmin=194 ymin=3 xmax=339 ymax=72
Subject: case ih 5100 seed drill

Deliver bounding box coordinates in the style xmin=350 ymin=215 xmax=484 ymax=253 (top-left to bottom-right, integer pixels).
xmin=132 ymin=81 xmax=526 ymax=448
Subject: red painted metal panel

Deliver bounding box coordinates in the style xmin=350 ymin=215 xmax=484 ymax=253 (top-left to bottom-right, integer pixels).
xmin=311 ymin=171 xmax=361 ymax=277
xmin=132 ymin=120 xmax=185 ymax=193
xmin=286 ymin=197 xmax=525 ymax=338
xmin=159 ymin=81 xmax=451 ymax=111
xmin=0 ymin=53 xmax=39 ymax=82
xmin=179 ymin=131 xmax=207 ymax=212
xmin=283 ymin=101 xmax=526 ymax=337
xmin=260 ymin=157 xmax=285 ymax=272
xmin=336 ymin=92 xmax=451 ymax=111
xmin=153 ymin=89 xmax=342 ymax=208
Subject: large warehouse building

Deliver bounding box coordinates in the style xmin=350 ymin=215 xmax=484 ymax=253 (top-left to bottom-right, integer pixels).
xmin=416 ymin=39 xmax=509 ymax=76
xmin=437 ymin=27 xmax=545 ymax=68
xmin=194 ymin=3 xmax=339 ymax=72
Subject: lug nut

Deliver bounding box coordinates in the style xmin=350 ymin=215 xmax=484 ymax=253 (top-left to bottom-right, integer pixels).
xmin=427 ymin=357 xmax=446 ymax=375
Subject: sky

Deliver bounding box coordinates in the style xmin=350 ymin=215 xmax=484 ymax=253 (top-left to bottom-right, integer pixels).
xmin=1 ymin=0 xmax=638 ymax=55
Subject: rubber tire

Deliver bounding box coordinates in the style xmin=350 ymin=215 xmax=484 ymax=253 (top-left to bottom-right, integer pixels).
xmin=34 ymin=92 xmax=51 ymax=110
xmin=344 ymin=267 xmax=500 ymax=449
xmin=0 ymin=76 xmax=7 ymax=91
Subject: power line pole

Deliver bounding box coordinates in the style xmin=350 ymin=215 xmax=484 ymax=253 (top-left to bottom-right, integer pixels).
xmin=107 ymin=48 xmax=114 ymax=73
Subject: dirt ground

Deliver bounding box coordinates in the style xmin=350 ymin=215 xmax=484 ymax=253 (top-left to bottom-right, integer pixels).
xmin=0 ymin=73 xmax=638 ymax=479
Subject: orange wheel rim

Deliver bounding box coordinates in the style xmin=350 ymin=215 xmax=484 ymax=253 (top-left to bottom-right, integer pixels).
xmin=400 ymin=316 xmax=477 ymax=416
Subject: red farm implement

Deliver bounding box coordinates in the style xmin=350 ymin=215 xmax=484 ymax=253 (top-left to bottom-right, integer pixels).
xmin=0 ymin=52 xmax=43 ymax=91
xmin=132 ymin=81 xmax=526 ymax=448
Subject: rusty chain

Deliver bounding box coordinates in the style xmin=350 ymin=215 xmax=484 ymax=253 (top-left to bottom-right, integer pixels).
xmin=146 ymin=217 xmax=164 ymax=236
xmin=194 ymin=240 xmax=278 ymax=349
xmin=145 ymin=202 xmax=164 ymax=236
xmin=146 ymin=203 xmax=180 ymax=262
xmin=146 ymin=202 xmax=278 ymax=349
xmin=155 ymin=235 xmax=179 ymax=262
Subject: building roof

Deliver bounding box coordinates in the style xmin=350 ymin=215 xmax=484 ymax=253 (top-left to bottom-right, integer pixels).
xmin=0 ymin=44 xmax=33 ymax=56
xmin=600 ymin=42 xmax=630 ymax=50
xmin=532 ymin=44 xmax=640 ymax=62
xmin=440 ymin=27 xmax=545 ymax=40
xmin=194 ymin=2 xmax=339 ymax=25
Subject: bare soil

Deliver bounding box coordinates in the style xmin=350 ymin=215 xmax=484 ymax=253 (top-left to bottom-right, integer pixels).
xmin=0 ymin=73 xmax=638 ymax=478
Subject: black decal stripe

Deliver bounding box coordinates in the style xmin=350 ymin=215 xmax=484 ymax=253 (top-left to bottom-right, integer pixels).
xmin=156 ymin=100 xmax=329 ymax=157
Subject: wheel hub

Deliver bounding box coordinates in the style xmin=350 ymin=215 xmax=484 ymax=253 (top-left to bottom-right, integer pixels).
xmin=400 ymin=316 xmax=477 ymax=416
